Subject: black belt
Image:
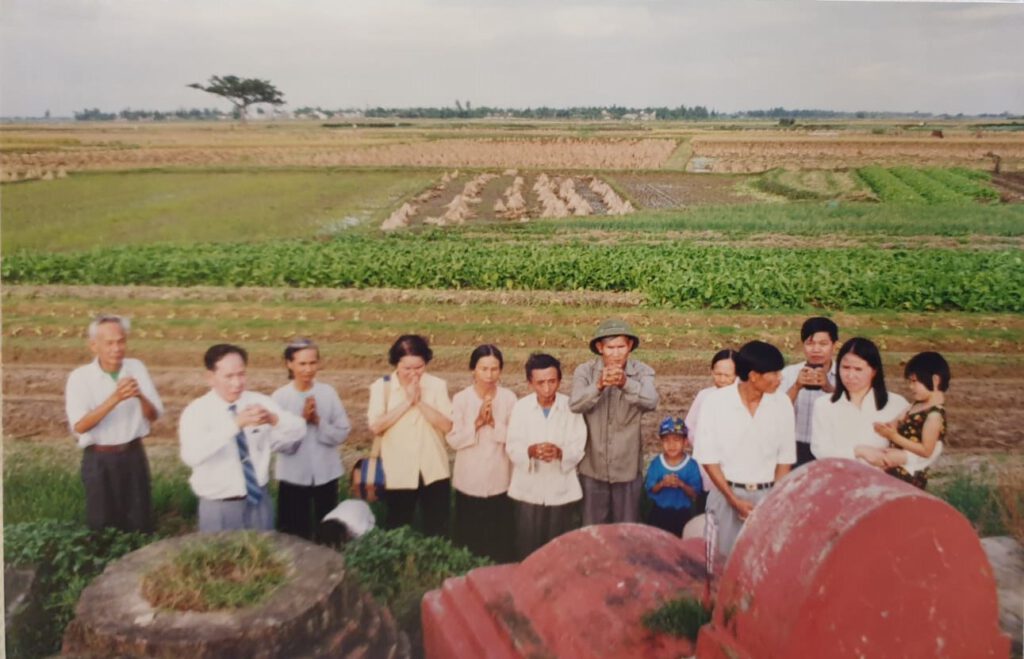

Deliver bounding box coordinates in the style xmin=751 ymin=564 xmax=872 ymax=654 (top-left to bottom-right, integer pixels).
xmin=726 ymin=480 xmax=774 ymax=492
xmin=87 ymin=437 xmax=142 ymax=454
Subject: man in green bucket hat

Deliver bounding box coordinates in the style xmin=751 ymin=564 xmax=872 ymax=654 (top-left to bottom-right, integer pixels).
xmin=570 ymin=318 xmax=659 ymax=525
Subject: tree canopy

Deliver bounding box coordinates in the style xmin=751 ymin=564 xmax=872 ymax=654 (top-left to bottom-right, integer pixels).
xmin=187 ymin=75 xmax=284 ymax=120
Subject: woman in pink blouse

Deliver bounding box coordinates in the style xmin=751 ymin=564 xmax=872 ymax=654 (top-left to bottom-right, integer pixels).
xmin=446 ymin=344 xmax=517 ymax=562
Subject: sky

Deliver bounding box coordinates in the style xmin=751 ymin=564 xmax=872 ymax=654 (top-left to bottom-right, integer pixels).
xmin=1 ymin=0 xmax=1022 ymax=117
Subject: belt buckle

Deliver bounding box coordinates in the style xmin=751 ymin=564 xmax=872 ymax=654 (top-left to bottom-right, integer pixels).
xmin=745 ymin=483 xmax=757 ymax=492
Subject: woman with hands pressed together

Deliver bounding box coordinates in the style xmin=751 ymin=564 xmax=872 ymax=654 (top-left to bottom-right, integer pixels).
xmin=446 ymin=344 xmax=517 ymax=561
xmin=368 ymin=335 xmax=453 ymax=537
xmin=272 ymin=338 xmax=351 ymax=542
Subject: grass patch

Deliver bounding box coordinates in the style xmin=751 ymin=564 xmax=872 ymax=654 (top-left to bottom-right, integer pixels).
xmin=642 ymin=595 xmax=712 ymax=641
xmin=142 ymin=532 xmax=288 ymax=611
xmin=1 ymin=168 xmax=436 ymax=253
xmin=2 ymin=440 xmax=197 ymax=535
xmin=934 ymin=469 xmax=1010 ymax=537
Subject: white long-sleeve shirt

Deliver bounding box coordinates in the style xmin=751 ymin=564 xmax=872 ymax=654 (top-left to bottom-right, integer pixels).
xmin=272 ymin=381 xmax=352 ymax=486
xmin=810 ymin=389 xmax=908 ymax=461
xmin=65 ymin=358 xmax=164 ymax=449
xmin=506 ymin=392 xmax=587 ymax=506
xmin=180 ymin=389 xmax=304 ymax=500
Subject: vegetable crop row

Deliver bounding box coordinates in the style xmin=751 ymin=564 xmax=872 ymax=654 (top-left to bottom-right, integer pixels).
xmin=857 ymin=166 xmax=998 ymax=204
xmin=5 ymin=237 xmax=1021 ymax=312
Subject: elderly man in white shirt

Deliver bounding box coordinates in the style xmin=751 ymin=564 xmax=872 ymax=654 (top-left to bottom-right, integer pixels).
xmin=506 ymin=353 xmax=587 ymax=561
xmin=65 ymin=314 xmax=163 ymax=532
xmin=694 ymin=340 xmax=796 ymax=572
xmin=180 ymin=344 xmax=305 ymax=532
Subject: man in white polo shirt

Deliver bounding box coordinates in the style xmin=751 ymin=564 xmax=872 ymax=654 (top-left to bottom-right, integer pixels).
xmin=65 ymin=314 xmax=163 ymax=532
xmin=180 ymin=344 xmax=305 ymax=532
xmin=693 ymin=340 xmax=796 ymax=571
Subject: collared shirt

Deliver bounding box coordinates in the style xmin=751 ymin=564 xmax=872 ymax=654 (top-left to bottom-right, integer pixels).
xmin=692 ymin=381 xmax=796 ymax=484
xmin=65 ymin=358 xmax=163 ymax=449
xmin=780 ymin=361 xmax=837 ymax=445
xmin=367 ymin=372 xmax=453 ymax=490
xmin=810 ymin=389 xmax=909 ymax=461
xmin=180 ymin=389 xmax=305 ymax=500
xmin=506 ymin=392 xmax=587 ymax=506
xmin=272 ymin=381 xmax=352 ymax=486
xmin=446 ymin=385 xmax=517 ymax=497
xmin=569 ymin=357 xmax=659 ymax=483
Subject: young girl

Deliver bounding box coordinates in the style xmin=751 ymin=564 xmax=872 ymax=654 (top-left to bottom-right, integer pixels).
xmin=870 ymin=351 xmax=950 ymax=490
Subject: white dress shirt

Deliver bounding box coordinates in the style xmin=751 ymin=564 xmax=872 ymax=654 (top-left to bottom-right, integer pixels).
xmin=65 ymin=358 xmax=164 ymax=449
xmin=506 ymin=392 xmax=587 ymax=506
xmin=693 ymin=381 xmax=796 ymax=484
xmin=810 ymin=389 xmax=909 ymax=461
xmin=272 ymin=381 xmax=352 ymax=486
xmin=180 ymin=389 xmax=305 ymax=500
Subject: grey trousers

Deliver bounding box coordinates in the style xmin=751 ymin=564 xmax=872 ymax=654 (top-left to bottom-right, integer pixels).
xmin=198 ymin=487 xmax=274 ymax=532
xmin=81 ymin=442 xmax=153 ymax=533
xmin=705 ymin=485 xmax=771 ymax=573
xmin=513 ymin=499 xmax=580 ymax=561
xmin=580 ymin=474 xmax=642 ymax=525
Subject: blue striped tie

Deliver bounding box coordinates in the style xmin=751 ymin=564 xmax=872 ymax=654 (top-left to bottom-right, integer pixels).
xmin=229 ymin=404 xmax=262 ymax=505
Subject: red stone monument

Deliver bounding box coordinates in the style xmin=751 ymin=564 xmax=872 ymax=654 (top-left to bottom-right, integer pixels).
xmin=422 ymin=523 xmax=707 ymax=658
xmin=697 ymin=458 xmax=1010 ymax=658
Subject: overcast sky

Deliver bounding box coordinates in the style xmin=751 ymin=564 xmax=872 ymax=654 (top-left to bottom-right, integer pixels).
xmin=1 ymin=0 xmax=1022 ymax=117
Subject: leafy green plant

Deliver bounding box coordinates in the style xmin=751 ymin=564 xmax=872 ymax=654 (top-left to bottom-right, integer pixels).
xmin=4 ymin=521 xmax=149 ymax=658
xmin=343 ymin=527 xmax=490 ymax=640
xmin=4 ymin=237 xmax=1022 ymax=312
xmin=142 ymin=532 xmax=287 ymax=611
xmin=642 ymin=595 xmax=712 ymax=641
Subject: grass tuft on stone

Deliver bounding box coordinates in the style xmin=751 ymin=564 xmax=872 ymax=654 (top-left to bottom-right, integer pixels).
xmin=642 ymin=595 xmax=712 ymax=641
xmin=142 ymin=532 xmax=288 ymax=611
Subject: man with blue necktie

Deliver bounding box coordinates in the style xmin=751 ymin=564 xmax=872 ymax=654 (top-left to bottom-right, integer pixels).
xmin=180 ymin=344 xmax=305 ymax=531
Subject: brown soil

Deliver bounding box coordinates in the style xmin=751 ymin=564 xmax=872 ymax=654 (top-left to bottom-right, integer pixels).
xmin=609 ymin=172 xmax=760 ymax=207
xmin=993 ymin=173 xmax=1024 ymax=203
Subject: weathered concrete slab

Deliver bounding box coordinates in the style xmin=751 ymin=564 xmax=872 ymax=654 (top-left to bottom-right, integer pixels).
xmin=422 ymin=523 xmax=707 ymax=658
xmin=981 ymin=535 xmax=1023 ymax=657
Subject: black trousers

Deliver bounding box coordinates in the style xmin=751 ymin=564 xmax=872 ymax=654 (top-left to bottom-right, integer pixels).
xmin=81 ymin=442 xmax=153 ymax=533
xmin=277 ymin=479 xmax=339 ymax=542
xmin=453 ymin=490 xmax=514 ymax=563
xmin=513 ymin=499 xmax=580 ymax=561
xmin=795 ymin=442 xmax=816 ymax=469
xmin=646 ymin=504 xmax=693 ymax=537
xmin=385 ymin=476 xmax=451 ymax=538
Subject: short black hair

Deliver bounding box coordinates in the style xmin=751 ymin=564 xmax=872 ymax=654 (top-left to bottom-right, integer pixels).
xmin=905 ymin=351 xmax=950 ymax=392
xmin=283 ymin=338 xmax=319 ymax=380
xmin=525 ymin=352 xmax=561 ymax=382
xmin=711 ymin=349 xmax=737 ymax=369
xmin=204 ymin=344 xmax=248 ymax=371
xmin=469 ymin=344 xmax=504 ymax=370
xmin=801 ymin=316 xmax=839 ymax=343
xmin=831 ymin=337 xmax=889 ymax=409
xmin=734 ymin=341 xmax=785 ymax=381
xmin=388 ymin=334 xmax=433 ymax=366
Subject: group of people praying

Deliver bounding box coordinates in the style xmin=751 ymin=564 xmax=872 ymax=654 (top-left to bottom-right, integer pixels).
xmin=65 ymin=314 xmax=949 ymax=568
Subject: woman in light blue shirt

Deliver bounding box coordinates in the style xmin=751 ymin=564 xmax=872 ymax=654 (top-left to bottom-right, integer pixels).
xmin=272 ymin=338 xmax=352 ymax=541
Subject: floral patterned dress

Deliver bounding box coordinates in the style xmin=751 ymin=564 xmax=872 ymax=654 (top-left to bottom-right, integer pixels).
xmin=885 ymin=406 xmax=946 ymax=490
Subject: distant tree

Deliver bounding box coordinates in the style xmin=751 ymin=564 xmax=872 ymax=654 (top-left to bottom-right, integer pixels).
xmin=187 ymin=75 xmax=284 ymax=121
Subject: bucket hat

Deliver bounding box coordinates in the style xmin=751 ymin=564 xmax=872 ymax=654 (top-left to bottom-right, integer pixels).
xmin=589 ymin=318 xmax=640 ymax=354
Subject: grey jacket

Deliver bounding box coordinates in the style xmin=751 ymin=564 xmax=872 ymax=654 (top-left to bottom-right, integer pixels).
xmin=569 ymin=357 xmax=658 ymax=482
